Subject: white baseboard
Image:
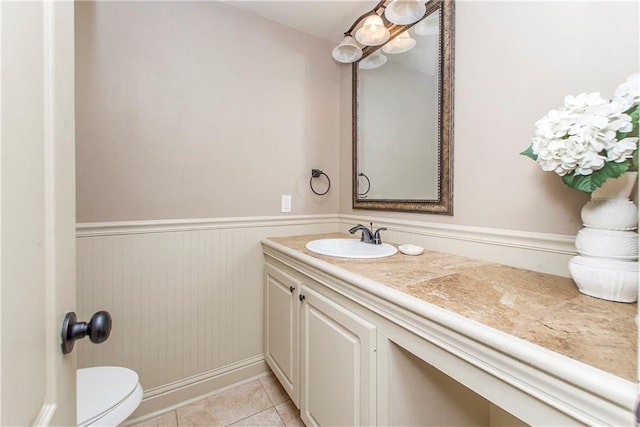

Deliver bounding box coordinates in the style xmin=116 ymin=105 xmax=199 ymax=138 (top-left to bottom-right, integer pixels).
xmin=124 ymin=356 xmax=269 ymax=426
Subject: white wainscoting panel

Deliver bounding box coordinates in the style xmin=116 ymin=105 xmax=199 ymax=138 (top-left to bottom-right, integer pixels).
xmin=76 ymin=213 xmax=577 ymax=420
xmin=75 ymin=215 xmax=338 ymax=418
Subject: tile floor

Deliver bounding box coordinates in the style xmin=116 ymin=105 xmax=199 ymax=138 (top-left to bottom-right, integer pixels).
xmin=131 ymin=374 xmax=305 ymax=427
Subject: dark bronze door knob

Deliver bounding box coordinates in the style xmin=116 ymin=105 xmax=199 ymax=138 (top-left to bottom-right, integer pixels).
xmin=61 ymin=311 xmax=112 ymax=354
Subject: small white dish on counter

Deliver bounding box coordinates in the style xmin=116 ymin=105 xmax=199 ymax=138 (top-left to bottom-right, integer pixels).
xmin=398 ymin=244 xmax=424 ymax=256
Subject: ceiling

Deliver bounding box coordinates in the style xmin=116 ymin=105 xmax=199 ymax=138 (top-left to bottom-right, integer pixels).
xmin=221 ymin=1 xmax=379 ymax=43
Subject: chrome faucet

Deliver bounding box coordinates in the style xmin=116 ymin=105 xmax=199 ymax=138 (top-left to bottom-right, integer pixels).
xmin=349 ymin=222 xmax=387 ymax=245
xmin=372 ymin=226 xmax=387 ymax=244
xmin=349 ymin=224 xmax=374 ymax=243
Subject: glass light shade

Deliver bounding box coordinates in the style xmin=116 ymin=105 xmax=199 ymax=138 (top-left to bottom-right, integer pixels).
xmin=382 ymin=31 xmax=416 ymax=54
xmin=354 ymin=15 xmax=390 ymax=46
xmin=359 ymin=50 xmax=387 ymax=70
xmin=332 ymin=36 xmax=363 ymax=63
xmin=384 ymin=0 xmax=426 ymax=25
xmin=414 ymin=13 xmax=439 ymax=35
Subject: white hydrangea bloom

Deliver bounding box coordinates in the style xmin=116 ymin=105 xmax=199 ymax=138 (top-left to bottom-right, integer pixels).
xmin=613 ymin=73 xmax=640 ymax=109
xmin=531 ymin=78 xmax=639 ymax=177
xmin=607 ymin=137 xmax=638 ymax=163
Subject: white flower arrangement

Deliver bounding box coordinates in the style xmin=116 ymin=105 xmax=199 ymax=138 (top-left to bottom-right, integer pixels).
xmin=522 ymin=74 xmax=639 ymax=193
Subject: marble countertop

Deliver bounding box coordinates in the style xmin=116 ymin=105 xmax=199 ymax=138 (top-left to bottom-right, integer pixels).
xmin=266 ymin=233 xmax=637 ymax=382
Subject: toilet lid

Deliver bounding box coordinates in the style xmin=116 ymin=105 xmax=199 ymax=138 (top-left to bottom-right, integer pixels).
xmin=77 ymin=366 xmax=140 ymax=426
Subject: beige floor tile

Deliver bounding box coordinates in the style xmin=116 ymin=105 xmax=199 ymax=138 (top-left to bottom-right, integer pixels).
xmin=176 ymin=380 xmax=273 ymax=427
xmin=259 ymin=375 xmax=289 ymax=406
xmin=228 ymin=407 xmax=284 ymax=426
xmin=130 ymin=411 xmax=178 ymax=427
xmin=274 ymin=400 xmax=305 ymax=427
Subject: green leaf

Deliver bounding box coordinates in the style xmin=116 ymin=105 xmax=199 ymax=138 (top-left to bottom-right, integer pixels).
xmin=561 ymin=161 xmax=630 ymax=193
xmin=561 ymin=174 xmax=593 ymax=193
xmin=520 ymin=145 xmax=538 ymax=161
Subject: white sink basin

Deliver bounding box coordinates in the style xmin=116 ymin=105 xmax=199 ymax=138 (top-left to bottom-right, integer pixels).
xmin=305 ymin=238 xmax=398 ymax=259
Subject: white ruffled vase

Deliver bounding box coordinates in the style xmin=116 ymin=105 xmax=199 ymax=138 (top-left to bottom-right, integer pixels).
xmin=569 ymin=171 xmax=639 ymax=303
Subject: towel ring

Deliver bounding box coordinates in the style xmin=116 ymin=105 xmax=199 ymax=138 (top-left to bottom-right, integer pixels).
xmin=357 ymin=173 xmax=371 ymax=198
xmin=310 ymin=169 xmax=330 ymax=196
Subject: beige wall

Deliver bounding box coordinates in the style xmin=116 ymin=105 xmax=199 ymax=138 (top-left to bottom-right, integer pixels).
xmin=77 ymin=1 xmax=639 ymax=233
xmin=340 ymin=0 xmax=640 ymax=235
xmin=75 ymin=1 xmax=340 ymax=223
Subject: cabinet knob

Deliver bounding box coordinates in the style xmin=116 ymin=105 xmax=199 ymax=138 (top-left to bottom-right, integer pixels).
xmin=289 ymin=286 xmax=295 ymax=293
xmin=299 ymin=294 xmax=306 ymax=302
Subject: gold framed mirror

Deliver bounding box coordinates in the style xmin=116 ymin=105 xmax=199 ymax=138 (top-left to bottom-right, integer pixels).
xmin=352 ymin=0 xmax=454 ymax=214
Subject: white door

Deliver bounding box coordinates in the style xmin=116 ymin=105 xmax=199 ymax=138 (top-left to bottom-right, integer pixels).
xmin=1 ymin=0 xmax=76 ymax=425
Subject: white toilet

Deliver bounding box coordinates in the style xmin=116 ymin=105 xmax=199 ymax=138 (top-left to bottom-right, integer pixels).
xmin=77 ymin=366 xmax=143 ymax=427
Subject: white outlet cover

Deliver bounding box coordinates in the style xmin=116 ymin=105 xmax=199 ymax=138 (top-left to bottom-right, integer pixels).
xmin=281 ymin=195 xmax=292 ymax=213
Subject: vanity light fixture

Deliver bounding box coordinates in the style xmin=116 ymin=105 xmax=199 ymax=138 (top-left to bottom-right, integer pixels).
xmin=355 ymin=14 xmax=391 ymax=46
xmin=332 ymin=36 xmax=363 ymax=63
xmin=332 ymin=0 xmax=438 ymax=65
xmin=382 ymin=31 xmax=416 ymax=54
xmin=384 ymin=0 xmax=426 ymax=25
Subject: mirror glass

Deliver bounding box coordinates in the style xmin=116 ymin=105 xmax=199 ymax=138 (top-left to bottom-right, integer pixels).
xmin=353 ymin=0 xmax=454 ymax=214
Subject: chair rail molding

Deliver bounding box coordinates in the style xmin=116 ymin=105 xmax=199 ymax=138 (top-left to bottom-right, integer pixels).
xmin=77 ymin=214 xmax=340 ymax=237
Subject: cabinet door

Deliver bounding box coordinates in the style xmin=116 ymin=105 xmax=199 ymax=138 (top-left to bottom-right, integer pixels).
xmin=300 ymin=285 xmax=376 ymax=427
xmin=264 ymin=263 xmax=300 ymax=405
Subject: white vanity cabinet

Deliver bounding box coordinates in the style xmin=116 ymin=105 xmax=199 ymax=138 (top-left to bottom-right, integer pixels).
xmin=263 ymin=239 xmax=636 ymax=427
xmin=299 ymin=285 xmax=376 ymax=427
xmin=264 ymin=259 xmax=377 ymax=426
